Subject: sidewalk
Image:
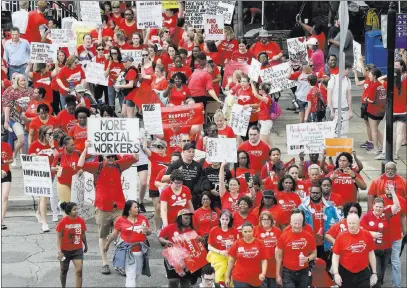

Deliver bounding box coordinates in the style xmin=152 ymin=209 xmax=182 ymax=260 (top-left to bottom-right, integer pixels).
xmin=7 ymin=85 xmax=407 ymax=211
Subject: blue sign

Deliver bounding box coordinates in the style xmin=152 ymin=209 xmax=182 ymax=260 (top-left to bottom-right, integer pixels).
xmin=396 ymin=13 xmax=407 ymax=48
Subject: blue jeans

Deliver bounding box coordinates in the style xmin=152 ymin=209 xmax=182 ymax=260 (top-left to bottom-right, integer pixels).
xmin=391 ymin=239 xmax=402 ymax=288
xmin=8 ymin=64 xmax=27 ymax=79
xmin=282 ymin=267 xmax=309 ymax=288
xmin=60 ymin=94 xmax=67 ymax=109
xmin=107 ymin=86 xmax=117 ymax=107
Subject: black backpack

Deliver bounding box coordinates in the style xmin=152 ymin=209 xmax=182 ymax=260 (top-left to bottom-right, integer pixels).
xmin=121 ymin=66 xmax=138 ymax=96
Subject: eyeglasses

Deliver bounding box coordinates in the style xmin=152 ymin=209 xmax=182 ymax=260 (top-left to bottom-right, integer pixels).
xmin=157 ymin=145 xmax=165 ymax=149
xmin=181 ymin=140 xmax=191 ymax=143
xmin=164 ymin=30 xmax=170 ymax=33
xmin=111 ymin=52 xmax=118 ymax=55
xmin=142 ymin=54 xmax=149 ymax=56
xmin=125 ymin=13 xmax=132 ymax=16
xmin=97 ymin=48 xmax=104 ymax=51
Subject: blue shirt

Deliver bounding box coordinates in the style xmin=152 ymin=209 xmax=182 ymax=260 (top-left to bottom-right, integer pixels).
xmin=3 ymin=39 xmax=31 ymax=66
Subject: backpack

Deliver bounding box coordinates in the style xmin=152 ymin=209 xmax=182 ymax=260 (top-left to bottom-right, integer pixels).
xmin=365 ymin=8 xmax=380 ymax=31
xmin=315 ymin=89 xmax=326 ymax=112
xmin=269 ymin=99 xmax=282 ymax=120
xmin=94 ymin=161 xmax=122 ymax=185
xmin=373 ymin=85 xmax=386 ymax=116
xmin=121 ymin=66 xmax=138 ymax=96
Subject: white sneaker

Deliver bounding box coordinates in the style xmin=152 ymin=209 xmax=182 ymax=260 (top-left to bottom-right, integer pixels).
xmin=10 ymin=160 xmax=17 ymax=168
xmin=35 ymin=211 xmax=41 ymax=223
xmin=367 ymin=149 xmax=380 ymax=155
xmin=394 ymin=154 xmax=399 ymax=160
xmin=374 ymin=153 xmax=386 ymax=160
xmin=52 ymin=215 xmax=59 ymax=222
xmin=42 ymin=224 xmax=50 ymax=232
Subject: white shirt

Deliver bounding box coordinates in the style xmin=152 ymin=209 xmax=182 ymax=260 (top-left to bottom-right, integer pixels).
xmin=327 ymin=74 xmax=351 ymax=109
xmin=12 ymin=9 xmax=29 ymax=34
xmin=294 ymin=72 xmax=312 ymax=102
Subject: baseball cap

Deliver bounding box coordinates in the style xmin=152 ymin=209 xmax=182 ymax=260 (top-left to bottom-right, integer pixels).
xmin=122 ymin=55 xmax=134 ymax=63
xmin=306 ymin=37 xmax=319 ymax=46
xmin=183 ymin=143 xmax=195 ymax=151
xmin=177 ymin=209 xmax=194 ymax=217
xmin=263 ymin=190 xmax=275 ymax=198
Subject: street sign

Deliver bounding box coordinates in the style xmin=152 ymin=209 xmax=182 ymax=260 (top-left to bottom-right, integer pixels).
xmin=396 ymin=13 xmax=407 ymax=48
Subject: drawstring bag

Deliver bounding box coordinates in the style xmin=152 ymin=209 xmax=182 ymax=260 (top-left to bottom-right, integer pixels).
xmin=269 ymin=100 xmax=282 ymax=120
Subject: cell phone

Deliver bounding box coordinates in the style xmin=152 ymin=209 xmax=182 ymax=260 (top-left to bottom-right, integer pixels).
xmin=169 ymin=79 xmax=175 ymax=84
xmin=244 ymin=173 xmax=250 ymax=182
xmin=339 ymin=169 xmax=344 ymax=173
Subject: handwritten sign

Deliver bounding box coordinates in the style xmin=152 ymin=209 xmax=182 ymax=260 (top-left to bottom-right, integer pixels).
xmin=203 ymin=15 xmax=224 ymax=41
xmin=80 ymin=1 xmax=102 ymax=24
xmin=87 ymin=118 xmax=140 ymax=155
xmin=261 ymin=62 xmax=296 ymax=94
xmin=172 ymin=231 xmax=208 ymax=273
xmin=352 ymin=40 xmax=363 ymax=73
xmin=71 ymin=173 xmax=95 ymax=220
xmin=333 ymin=110 xmax=349 ymax=138
xmin=217 ymin=1 xmax=236 ymax=25
xmin=161 ymin=103 xmax=204 ymax=128
xmin=121 ymin=49 xmax=143 ymax=66
xmin=248 ymin=58 xmax=261 ymax=81
xmin=194 ymin=149 xmax=206 ymax=162
xmin=85 ymin=62 xmax=108 ymax=86
xmin=185 ymin=1 xmax=208 ymax=29
xmin=287 ymin=37 xmax=308 ymax=65
xmin=162 ymin=1 xmax=179 ymax=9
xmin=229 ymin=104 xmax=251 ymax=136
xmin=30 ymin=43 xmax=57 ymax=64
xmin=286 ymin=121 xmax=336 ymax=155
xmin=325 ymin=138 xmax=353 ymax=157
xmin=50 ymin=29 xmax=76 ymax=47
xmin=136 ymin=1 xmax=163 ymax=29
xmin=206 ymin=138 xmax=237 ymax=163
xmin=21 ymin=155 xmax=53 ymax=197
xmin=142 ymin=104 xmax=163 ymax=135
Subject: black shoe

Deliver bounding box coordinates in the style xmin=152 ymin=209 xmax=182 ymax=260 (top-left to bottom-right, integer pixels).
xmin=101 ymin=264 xmax=111 ymax=275
xmin=1 ymin=224 xmax=7 ymax=230
xmin=139 ymin=203 xmax=147 ymax=213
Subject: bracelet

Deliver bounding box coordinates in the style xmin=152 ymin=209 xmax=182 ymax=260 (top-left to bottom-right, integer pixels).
xmin=372 ymin=273 xmax=377 ymax=275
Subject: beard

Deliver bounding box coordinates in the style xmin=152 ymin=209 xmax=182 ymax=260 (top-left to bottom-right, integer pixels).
xmin=311 ymin=196 xmax=322 ymax=203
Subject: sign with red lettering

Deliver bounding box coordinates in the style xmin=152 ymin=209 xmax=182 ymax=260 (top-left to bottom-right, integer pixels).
xmin=161 ymin=103 xmax=204 ymax=128
xmin=222 ymin=61 xmax=250 ymax=87
xmin=203 ymin=14 xmax=224 ymax=41
xmin=172 ymin=231 xmax=208 ymax=273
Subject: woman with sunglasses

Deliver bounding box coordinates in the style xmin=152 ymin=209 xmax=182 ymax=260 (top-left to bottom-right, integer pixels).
xmin=110 ymin=1 xmax=123 ymax=28
xmin=29 ymin=125 xmax=59 ymax=232
xmin=104 ymin=46 xmax=124 ymax=108
xmin=116 ymin=8 xmax=138 ymax=40
xmin=93 ymin=43 xmax=108 ymax=104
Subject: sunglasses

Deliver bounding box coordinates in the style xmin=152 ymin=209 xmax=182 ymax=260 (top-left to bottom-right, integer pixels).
xmin=97 ymin=48 xmax=104 ymax=51
xmin=107 ymin=39 xmax=113 ymax=42
xmin=111 ymin=52 xmax=118 ymax=55
xmin=181 ymin=140 xmax=191 ymax=143
xmin=106 ymin=155 xmax=116 ymax=159
xmin=45 ymin=132 xmax=53 ymax=136
xmin=164 ymin=31 xmax=170 ymax=33
xmin=142 ymin=54 xmax=149 ymax=56
xmin=157 ymin=145 xmax=165 ymax=149
xmin=125 ymin=13 xmax=132 ymax=16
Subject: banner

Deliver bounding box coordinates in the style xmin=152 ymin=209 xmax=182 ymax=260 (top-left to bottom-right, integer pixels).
xmin=172 ymin=231 xmax=208 ymax=273
xmin=136 ymin=1 xmax=163 ymax=29
xmin=206 ymin=138 xmax=237 ymax=163
xmin=333 ymin=109 xmax=349 ymax=138
xmin=85 ymin=62 xmax=108 ymax=86
xmin=71 ymin=173 xmax=95 ymax=220
xmin=352 ymin=40 xmax=363 ymax=73
xmin=80 ymin=1 xmax=102 ymax=24
xmin=21 ymin=155 xmax=53 ymax=197
xmin=325 ymin=138 xmax=353 ymax=157
xmin=287 ymin=37 xmax=308 ymax=65
xmin=87 ymin=118 xmax=140 ymax=155
xmin=161 ymin=103 xmax=204 ymax=128
xmin=217 ymin=1 xmax=236 ymax=25
xmin=203 ymin=15 xmax=224 ymax=41
xmin=229 ymin=104 xmax=251 ymax=136
xmin=121 ymin=49 xmax=143 ymax=66
xmin=162 ymin=1 xmax=179 ymax=9
xmin=30 ymin=43 xmax=57 ymax=64
xmin=222 ymin=61 xmax=250 ymax=87
xmin=185 ymin=1 xmax=208 ymax=29
xmin=142 ymin=104 xmax=163 ymax=135
xmin=286 ymin=121 xmax=336 ymax=155
xmin=50 ymin=29 xmax=76 ymax=47
xmin=261 ymin=62 xmax=296 ymax=94
xmin=248 ymin=58 xmax=261 ymax=82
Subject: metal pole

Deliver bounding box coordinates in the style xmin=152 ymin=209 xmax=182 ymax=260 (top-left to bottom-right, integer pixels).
xmin=382 ymin=1 xmax=396 ymax=173
xmin=237 ymin=1 xmax=244 ymax=37
xmin=337 ymin=3 xmax=347 ymax=138
xmin=399 ymin=1 xmax=401 ymax=13
xmin=262 ymin=1 xmax=265 ymax=27
xmin=76 ymin=0 xmax=81 ymax=20
xmin=233 ymin=1 xmax=238 ymax=35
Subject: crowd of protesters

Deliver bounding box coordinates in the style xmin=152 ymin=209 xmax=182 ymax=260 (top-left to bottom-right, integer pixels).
xmin=1 ymin=1 xmax=406 ymax=288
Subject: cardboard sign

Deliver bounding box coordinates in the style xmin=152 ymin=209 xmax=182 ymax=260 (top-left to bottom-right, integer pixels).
xmin=162 ymin=1 xmax=179 ymax=9
xmin=248 ymin=58 xmax=261 ymax=81
xmin=85 ymin=62 xmax=108 ymax=86
xmin=121 ymin=49 xmax=143 ymax=66
xmin=325 ymin=138 xmax=353 ymax=156
xmin=136 ymin=1 xmax=163 ymax=29
xmin=30 ymin=43 xmax=57 ymax=64
xmin=286 ymin=121 xmax=336 ymax=155
xmin=352 ymin=40 xmax=363 ymax=73
xmin=287 ymin=37 xmax=308 ymax=65
xmin=80 ymin=1 xmax=102 ymax=24
xmin=87 ymin=118 xmax=140 ymax=155
xmin=217 ymin=1 xmax=236 ymax=25
xmin=203 ymin=15 xmax=225 ymax=41
xmin=50 ymin=29 xmax=76 ymax=47
xmin=142 ymin=104 xmax=163 ymax=135
xmin=261 ymin=62 xmax=296 ymax=94
xmin=206 ymin=138 xmax=237 ymax=163
xmin=185 ymin=1 xmax=208 ymax=29
xmin=194 ymin=149 xmax=206 ymax=162
xmin=161 ymin=103 xmax=204 ymax=128
xmin=21 ymin=155 xmax=53 ymax=197
xmin=71 ymin=173 xmax=95 ymax=220
xmin=172 ymin=231 xmax=208 ymax=273
xmin=333 ymin=109 xmax=349 ymax=138
xmin=229 ymin=104 xmax=251 ymax=136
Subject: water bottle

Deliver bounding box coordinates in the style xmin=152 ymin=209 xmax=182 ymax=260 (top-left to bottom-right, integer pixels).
xmin=377 ymin=224 xmax=383 ymax=244
xmin=292 ymin=98 xmax=300 ymax=109
xmin=299 ymin=252 xmax=305 ymax=267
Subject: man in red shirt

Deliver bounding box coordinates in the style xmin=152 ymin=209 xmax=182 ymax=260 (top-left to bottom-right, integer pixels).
xmin=78 ymin=140 xmax=139 ymax=275
xmin=23 ymin=1 xmax=48 ymax=43
xmin=317 ymin=55 xmax=339 ymax=103
xmin=249 ymin=30 xmax=283 ymax=66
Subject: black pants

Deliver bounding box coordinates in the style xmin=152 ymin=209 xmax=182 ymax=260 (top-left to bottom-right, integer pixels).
xmin=282 ymin=267 xmax=309 ymax=288
xmin=338 ymin=264 xmax=370 ymax=288
xmin=52 ymin=90 xmax=61 ymax=115
xmin=233 ymin=279 xmax=260 ymax=288
xmin=373 ymin=248 xmax=392 ymax=288
xmin=94 ymin=84 xmax=108 ymax=104
xmin=261 ymin=277 xmax=278 ymax=288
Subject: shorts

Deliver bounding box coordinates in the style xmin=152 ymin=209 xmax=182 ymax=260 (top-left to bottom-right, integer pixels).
xmin=61 ymin=248 xmax=84 ymax=263
xmin=394 ymin=114 xmax=407 ymax=122
xmin=149 ymin=189 xmax=159 ymax=198
xmin=10 ymin=121 xmax=25 ymax=136
xmin=259 ymin=120 xmax=273 ymax=136
xmin=136 ymin=164 xmax=148 ymax=172
xmin=297 ymin=99 xmax=308 ymax=112
xmin=1 ymin=170 xmax=11 ymax=183
xmin=367 ymin=112 xmax=384 ymax=121
xmin=95 ymin=207 xmax=123 ymax=238
xmin=361 ymin=103 xmax=368 ymax=121
xmin=125 ymin=99 xmax=136 ymax=107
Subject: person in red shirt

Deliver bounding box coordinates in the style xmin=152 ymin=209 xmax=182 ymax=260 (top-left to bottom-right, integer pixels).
xmin=276 ymin=209 xmax=317 ymax=287
xmin=320 ymin=177 xmax=345 ymax=213
xmin=298 ymin=21 xmax=326 ymax=54
xmin=226 ymin=222 xmax=267 ymax=287
xmin=251 ymin=190 xmax=285 ymax=229
xmin=110 ymin=1 xmax=123 ymax=27
xmin=167 ymin=55 xmax=192 ymax=80
xmin=23 ymin=1 xmax=48 ymax=43
xmin=304 ymin=75 xmax=325 ymax=122
xmin=204 ymin=41 xmax=222 ymax=66
xmin=25 ymin=87 xmax=53 ymax=131
xmin=164 ymin=72 xmax=190 ymax=106
xmin=215 ymin=27 xmax=239 ymax=64
xmin=230 ymin=151 xmax=256 ymax=194
xmin=113 ymin=30 xmax=133 ymax=50
xmin=254 ymin=211 xmax=283 ymax=287
xmin=237 ymin=126 xmax=270 ymax=176
xmin=78 ymin=141 xmax=138 ymax=275
xmin=275 ymin=175 xmax=302 ymax=227
xmin=260 ymin=148 xmax=282 ymax=180
xmin=317 ymin=55 xmax=339 ymax=103
xmin=232 ymin=196 xmax=258 ymax=234
xmin=68 ymin=107 xmax=89 ymax=153
xmin=213 ymin=110 xmax=235 ymax=139
xmin=56 ymin=202 xmax=88 ymax=288
xmin=116 ymin=8 xmax=138 ymax=40
xmin=193 ymin=191 xmax=220 ymax=237
xmin=1 ymin=141 xmax=13 ymax=230
xmin=51 ymin=50 xmax=68 ymax=114
xmin=104 ymin=47 xmax=125 ymax=108
xmin=25 ymin=62 xmax=53 ymax=104
xmin=28 ymin=104 xmax=58 ymax=146
xmin=231 ymin=39 xmax=253 ymax=64
xmin=76 ymin=34 xmax=97 ymax=64
xmin=287 ymin=164 xmax=310 ymax=201
xmin=263 ymin=161 xmax=286 ymax=191
xmin=220 ymin=161 xmax=249 ymax=213
xmin=103 ymin=200 xmax=151 ymax=287
xmin=91 ymin=15 xmax=114 ymax=41
xmin=331 ymin=214 xmax=378 ymax=288
xmin=116 ymin=56 xmax=138 ymax=118
xmin=57 ymin=96 xmax=77 ymax=133
xmin=249 ymin=30 xmax=283 ymax=66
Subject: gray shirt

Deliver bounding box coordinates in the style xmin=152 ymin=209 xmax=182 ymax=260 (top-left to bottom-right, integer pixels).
xmin=329 ymin=30 xmax=354 ymax=64
xmin=3 ymin=39 xmax=31 ymax=66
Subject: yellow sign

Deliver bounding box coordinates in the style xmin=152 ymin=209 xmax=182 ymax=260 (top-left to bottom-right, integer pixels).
xmin=325 ymin=138 xmax=353 ymax=157
xmin=162 ymin=1 xmax=179 ymax=9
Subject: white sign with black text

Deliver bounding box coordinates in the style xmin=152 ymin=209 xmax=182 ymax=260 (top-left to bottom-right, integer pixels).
xmin=229 ymin=104 xmax=252 ymax=136
xmin=85 ymin=62 xmax=108 ymax=86
xmin=21 ymin=155 xmax=53 ymax=197
xmin=136 ymin=1 xmax=163 ymax=29
xmin=50 ymin=29 xmax=76 ymax=47
xmin=261 ymin=62 xmax=296 ymax=94
xmin=30 ymin=43 xmax=57 ymax=64
xmin=206 ymin=138 xmax=237 ymax=163
xmin=71 ymin=173 xmax=95 ymax=220
xmin=203 ymin=15 xmax=225 ymax=41
xmin=142 ymin=104 xmax=163 ymax=135
xmin=80 ymin=1 xmax=102 ymax=24
xmin=287 ymin=37 xmax=309 ymax=65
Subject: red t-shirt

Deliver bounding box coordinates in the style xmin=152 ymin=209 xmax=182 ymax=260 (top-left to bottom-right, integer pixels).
xmin=332 ymin=229 xmax=375 ymax=273
xmin=32 ymin=72 xmax=53 ymax=103
xmin=326 ymin=218 xmax=349 ymax=239
xmin=95 ymin=55 xmax=108 ymax=65
xmin=275 ymin=192 xmax=302 ymax=225
xmin=263 ymin=175 xmax=279 ymax=191
xmin=328 ymin=171 xmax=364 ymax=204
xmin=251 ymin=205 xmax=285 ymax=227
xmin=56 ymin=216 xmax=87 ymax=251
xmin=221 ymin=192 xmax=244 ymax=212
xmin=217 ymin=39 xmax=239 ymax=62
xmin=1 ymin=142 xmax=13 ymax=173
xmin=208 ymin=226 xmax=239 ymax=251
xmin=163 ymin=126 xmax=191 ymax=152
xmin=249 ymin=41 xmax=281 ymax=65
xmin=68 ymin=125 xmax=87 ymax=152
xmin=57 ymin=65 xmax=85 ymax=95
xmin=167 ymin=66 xmax=192 ymax=80
xmin=231 ymin=50 xmax=253 ymax=64
xmin=360 ymin=209 xmax=393 ymax=250
xmin=29 ymin=116 xmax=58 ymax=143
xmin=385 ymin=79 xmax=407 ymax=114
xmin=236 ymin=86 xmax=254 ymax=106
xmin=111 ymin=14 xmax=123 ymax=27
xmin=295 ymin=179 xmax=311 ymax=201
xmin=105 ymin=61 xmax=125 ymax=86
xmin=306 ymin=86 xmax=322 ymax=113
xmin=380 ymin=195 xmax=406 ymax=241
xmin=237 ymin=141 xmax=270 ymax=175
xmin=229 ymin=238 xmax=267 ymax=287
xmin=123 ymin=68 xmax=138 ymax=101
xmin=366 ymin=81 xmax=385 ymax=116
xmin=232 ymin=211 xmax=258 ymax=233
xmin=326 ymin=192 xmax=345 ymax=208
xmin=57 ymin=110 xmax=77 ymax=133
xmin=258 ymin=96 xmax=272 ymax=121
xmin=218 ymin=125 xmax=235 ymax=138
xmin=188 ymin=69 xmax=214 ymax=97
xmin=77 ymin=44 xmax=97 ymax=60
xmin=206 ymin=51 xmax=223 ymax=66
xmin=52 ymin=150 xmax=81 ymax=186
xmin=162 ymin=12 xmax=178 ymax=28
xmin=367 ymin=174 xmax=407 ymax=199
xmin=90 ymin=27 xmax=114 ymax=40
xmin=277 ymin=229 xmax=316 ymax=271
xmin=148 ymin=152 xmax=170 ymax=191
xmin=24 ymin=11 xmax=48 ymax=43
xmin=28 ymin=141 xmax=56 ymax=167
xmin=159 ymin=223 xmax=193 ymax=242
xmin=25 ymin=100 xmax=53 ymax=130
xmin=117 ymin=19 xmax=138 ymax=39
xmin=116 ymin=42 xmax=133 ymax=50
xmin=253 ymin=226 xmax=282 ymax=278
xmin=230 ymin=167 xmax=255 ymax=194
xmin=114 ymin=215 xmax=149 ymax=252
xmin=168 ymin=85 xmax=190 ymax=106
xmin=193 ymin=208 xmax=220 ymax=236
xmin=160 ymin=185 xmax=192 ymax=224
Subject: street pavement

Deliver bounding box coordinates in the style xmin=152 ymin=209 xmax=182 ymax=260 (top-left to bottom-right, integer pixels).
xmin=1 ymin=84 xmax=406 ymax=287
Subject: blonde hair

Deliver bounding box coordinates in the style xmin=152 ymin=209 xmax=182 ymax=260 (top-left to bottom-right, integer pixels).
xmin=214 ymin=109 xmax=226 ymax=120
xmin=111 ymin=1 xmax=120 ymax=7
xmin=65 ymin=55 xmax=78 ymax=67
xmin=12 ymin=74 xmax=27 ymax=89
xmin=308 ymin=164 xmax=321 ymax=175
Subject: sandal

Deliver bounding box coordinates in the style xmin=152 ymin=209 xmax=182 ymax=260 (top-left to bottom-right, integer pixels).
xmin=1 ymin=224 xmax=7 ymax=230
xmin=101 ymin=264 xmax=111 ymax=275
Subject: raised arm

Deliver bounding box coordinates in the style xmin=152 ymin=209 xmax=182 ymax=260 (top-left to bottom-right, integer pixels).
xmin=219 ymin=160 xmax=227 ymax=198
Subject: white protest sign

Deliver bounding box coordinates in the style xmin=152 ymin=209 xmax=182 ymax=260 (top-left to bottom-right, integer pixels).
xmin=333 ymin=110 xmax=350 ymax=138
xmin=286 ymin=121 xmax=336 ymax=155
xmin=185 ymin=1 xmax=208 ymax=29
xmin=217 ymin=1 xmax=236 ymax=25
xmin=261 ymin=62 xmax=296 ymax=94
xmin=85 ymin=62 xmax=108 ymax=86
xmin=136 ymin=1 xmax=163 ymax=29
xmin=142 ymin=104 xmax=163 ymax=135
xmin=121 ymin=49 xmax=143 ymax=66
xmin=194 ymin=149 xmax=206 ymax=162
xmin=203 ymin=15 xmax=225 ymax=41
xmin=87 ymin=118 xmax=140 ymax=155
xmin=71 ymin=173 xmax=95 ymax=220
xmin=82 ymin=172 xmax=95 ymax=206
xmin=30 ymin=42 xmax=57 ymax=64
xmin=206 ymin=138 xmax=237 ymax=163
xmin=248 ymin=58 xmax=261 ymax=81
xmin=21 ymin=155 xmax=53 ymax=197
xmin=287 ymin=37 xmax=308 ymax=65
xmin=80 ymin=1 xmax=102 ymax=24
xmin=121 ymin=165 xmax=139 ymax=201
xmin=352 ymin=40 xmax=363 ymax=73
xmin=50 ymin=29 xmax=76 ymax=47
xmin=229 ymin=104 xmax=252 ymax=136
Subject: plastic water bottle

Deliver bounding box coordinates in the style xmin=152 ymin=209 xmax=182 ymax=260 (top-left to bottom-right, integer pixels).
xmin=299 ymin=252 xmax=305 ymax=267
